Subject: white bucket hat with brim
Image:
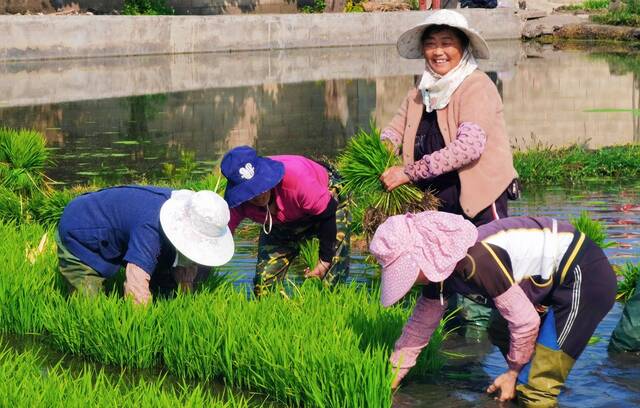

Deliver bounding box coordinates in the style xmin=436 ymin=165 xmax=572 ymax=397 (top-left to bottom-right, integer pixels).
xmin=397 ymin=10 xmax=490 ymax=60
xmin=160 ymin=189 xmax=235 ymax=267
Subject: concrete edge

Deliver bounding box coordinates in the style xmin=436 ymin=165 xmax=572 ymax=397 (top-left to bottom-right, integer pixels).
xmin=0 ymin=9 xmax=522 ymax=61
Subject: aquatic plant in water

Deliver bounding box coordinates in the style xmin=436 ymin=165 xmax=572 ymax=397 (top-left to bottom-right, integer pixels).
xmin=0 ymin=346 xmax=252 ymax=407
xmin=514 ymin=144 xmax=640 ymax=185
xmin=0 ymin=219 xmax=448 ymax=408
xmin=570 ymin=211 xmax=615 ymax=248
xmin=616 ymin=262 xmax=639 ymax=302
xmin=299 ymin=237 xmax=320 ymax=270
xmin=337 ymin=125 xmax=438 ymax=237
xmin=0 ymin=128 xmax=50 ymax=196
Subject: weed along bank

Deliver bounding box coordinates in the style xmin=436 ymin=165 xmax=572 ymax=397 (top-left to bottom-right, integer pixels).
xmin=1 ymin=5 xmax=640 ymax=408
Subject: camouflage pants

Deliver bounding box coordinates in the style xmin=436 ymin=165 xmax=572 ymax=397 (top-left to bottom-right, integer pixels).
xmin=254 ymin=172 xmax=350 ymax=297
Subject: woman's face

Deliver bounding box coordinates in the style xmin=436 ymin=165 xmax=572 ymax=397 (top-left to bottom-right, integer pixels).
xmin=248 ymin=190 xmax=271 ymax=207
xmin=422 ymin=28 xmax=465 ymax=76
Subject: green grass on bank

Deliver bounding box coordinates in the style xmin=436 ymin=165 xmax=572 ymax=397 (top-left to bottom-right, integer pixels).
xmin=0 ymin=221 xmax=447 ymax=408
xmin=0 ymin=346 xmax=251 ymax=408
xmin=560 ymin=0 xmax=609 ymax=11
xmin=513 ymin=144 xmax=640 ymax=186
xmin=591 ymin=0 xmax=640 ymax=26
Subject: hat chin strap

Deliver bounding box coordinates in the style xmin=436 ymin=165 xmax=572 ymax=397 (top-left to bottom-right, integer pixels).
xmin=262 ymin=205 xmax=273 ymax=235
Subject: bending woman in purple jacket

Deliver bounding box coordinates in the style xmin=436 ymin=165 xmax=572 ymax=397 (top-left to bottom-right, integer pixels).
xmin=369 ymin=211 xmax=616 ymax=406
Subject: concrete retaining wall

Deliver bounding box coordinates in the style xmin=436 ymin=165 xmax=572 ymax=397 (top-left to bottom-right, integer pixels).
xmin=0 ymin=9 xmax=521 ymax=61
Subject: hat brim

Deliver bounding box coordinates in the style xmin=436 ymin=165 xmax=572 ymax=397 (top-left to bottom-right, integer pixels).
xmin=159 ymin=192 xmax=235 ymax=267
xmin=396 ymin=24 xmax=490 ymax=60
xmin=224 ymin=157 xmax=285 ymax=208
xmin=380 ymin=254 xmax=422 ymax=307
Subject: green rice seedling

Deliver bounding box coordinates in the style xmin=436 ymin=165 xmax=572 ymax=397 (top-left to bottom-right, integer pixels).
xmin=43 ymin=293 xmax=163 ymax=368
xmin=29 ymin=186 xmax=94 ymax=227
xmin=337 ymin=124 xmax=438 ymax=236
xmin=0 ymin=127 xmax=50 ymax=196
xmin=0 ymin=186 xmax=26 ymax=224
xmin=570 ymin=211 xmax=615 ymax=248
xmin=162 ymin=281 xmax=445 ymax=408
xmin=616 ymin=262 xmax=639 ymax=303
xmin=0 ymin=222 xmax=62 ymax=334
xmin=514 ymin=144 xmax=640 ymax=185
xmin=299 ymin=237 xmax=320 ymax=270
xmin=0 ymin=345 xmax=253 ymax=408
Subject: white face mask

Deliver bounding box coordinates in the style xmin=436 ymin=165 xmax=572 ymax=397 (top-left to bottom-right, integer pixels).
xmin=262 ymin=204 xmax=273 ymax=235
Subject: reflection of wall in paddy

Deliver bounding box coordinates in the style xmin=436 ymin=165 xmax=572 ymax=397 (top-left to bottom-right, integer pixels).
xmin=502 ymin=50 xmax=635 ymax=149
xmin=255 ymin=79 xmax=376 ymax=158
xmin=373 ymin=76 xmax=415 ymax=130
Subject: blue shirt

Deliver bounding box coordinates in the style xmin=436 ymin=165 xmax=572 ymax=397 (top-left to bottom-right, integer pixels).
xmin=58 ymin=185 xmax=175 ymax=278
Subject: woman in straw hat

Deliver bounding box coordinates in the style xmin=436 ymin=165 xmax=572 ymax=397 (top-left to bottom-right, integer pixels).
xmin=380 ymin=10 xmax=518 ymax=226
xmin=56 ymin=185 xmax=235 ymax=304
xmin=221 ymin=146 xmax=350 ymax=297
xmin=369 ymin=212 xmax=616 ymax=406
xmin=379 ymin=10 xmax=520 ymax=334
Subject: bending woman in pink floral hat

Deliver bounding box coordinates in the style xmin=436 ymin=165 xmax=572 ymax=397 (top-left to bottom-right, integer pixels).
xmin=369 ymin=211 xmax=616 ymax=407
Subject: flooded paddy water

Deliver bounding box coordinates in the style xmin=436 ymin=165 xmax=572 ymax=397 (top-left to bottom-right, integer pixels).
xmin=1 ymin=41 xmax=639 ymax=406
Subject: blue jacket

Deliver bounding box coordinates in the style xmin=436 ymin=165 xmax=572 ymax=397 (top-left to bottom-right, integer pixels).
xmin=58 ymin=185 xmax=176 ymax=278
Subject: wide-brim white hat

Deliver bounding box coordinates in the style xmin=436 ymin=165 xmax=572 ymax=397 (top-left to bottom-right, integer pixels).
xmin=397 ymin=10 xmax=490 ymax=60
xmin=160 ymin=189 xmax=235 ymax=267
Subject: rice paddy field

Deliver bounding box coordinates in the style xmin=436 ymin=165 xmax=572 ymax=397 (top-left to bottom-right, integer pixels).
xmin=1 ymin=43 xmax=639 ymax=407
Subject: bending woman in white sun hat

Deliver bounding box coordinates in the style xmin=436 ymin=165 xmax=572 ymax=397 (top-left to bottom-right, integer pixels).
xmin=56 ymin=185 xmax=235 ymax=304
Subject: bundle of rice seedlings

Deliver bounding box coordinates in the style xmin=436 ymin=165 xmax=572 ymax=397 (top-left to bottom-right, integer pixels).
xmin=569 ymin=211 xmax=615 ymax=248
xmin=29 ymin=186 xmax=93 ymax=228
xmin=299 ymin=238 xmax=320 ymax=270
xmin=0 ymin=186 xmax=25 ymax=224
xmin=337 ymin=125 xmax=438 ymax=237
xmin=0 ymin=128 xmax=50 ymax=195
xmin=616 ymin=262 xmax=639 ymax=303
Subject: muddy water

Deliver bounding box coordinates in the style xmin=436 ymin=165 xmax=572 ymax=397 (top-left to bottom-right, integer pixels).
xmin=1 ymin=43 xmax=639 ymax=406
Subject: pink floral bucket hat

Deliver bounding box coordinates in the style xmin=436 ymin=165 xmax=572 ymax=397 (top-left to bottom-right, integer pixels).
xmin=369 ymin=211 xmax=478 ymax=307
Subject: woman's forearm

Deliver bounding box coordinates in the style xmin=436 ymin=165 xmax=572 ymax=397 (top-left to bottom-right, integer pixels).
xmin=390 ymin=296 xmax=445 ymax=376
xmin=493 ymin=285 xmax=540 ymax=371
xmin=404 ymin=122 xmax=486 ymax=182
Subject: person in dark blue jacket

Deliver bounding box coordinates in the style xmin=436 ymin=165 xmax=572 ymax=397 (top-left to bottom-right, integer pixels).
xmin=56 ymin=185 xmax=234 ymax=304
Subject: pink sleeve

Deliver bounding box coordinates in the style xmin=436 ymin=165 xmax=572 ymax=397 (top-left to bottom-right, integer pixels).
xmin=228 ymin=207 xmax=244 ymax=234
xmin=381 ymin=128 xmax=402 ymax=153
xmin=390 ymin=296 xmax=445 ymax=380
xmin=124 ymin=263 xmax=151 ymax=305
xmin=404 ymin=122 xmax=486 ymax=182
xmin=493 ymin=285 xmax=540 ymax=372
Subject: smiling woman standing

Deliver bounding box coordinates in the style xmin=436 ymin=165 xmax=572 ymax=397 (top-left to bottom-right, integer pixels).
xmin=379 ymin=10 xmax=519 ymax=334
xmin=380 ymin=10 xmax=517 ymax=226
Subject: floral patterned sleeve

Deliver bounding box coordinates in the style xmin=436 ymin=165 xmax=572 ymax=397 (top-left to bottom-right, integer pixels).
xmin=380 ymin=128 xmax=403 ymax=154
xmin=404 ymin=122 xmax=486 ymax=182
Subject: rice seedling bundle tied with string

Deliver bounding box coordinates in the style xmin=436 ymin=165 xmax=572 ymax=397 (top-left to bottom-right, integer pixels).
xmin=337 ymin=126 xmax=438 ymax=237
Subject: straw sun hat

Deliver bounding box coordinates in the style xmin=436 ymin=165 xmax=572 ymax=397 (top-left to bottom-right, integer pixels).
xmin=396 ymin=10 xmax=490 ymax=60
xmin=160 ymin=189 xmax=235 ymax=267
